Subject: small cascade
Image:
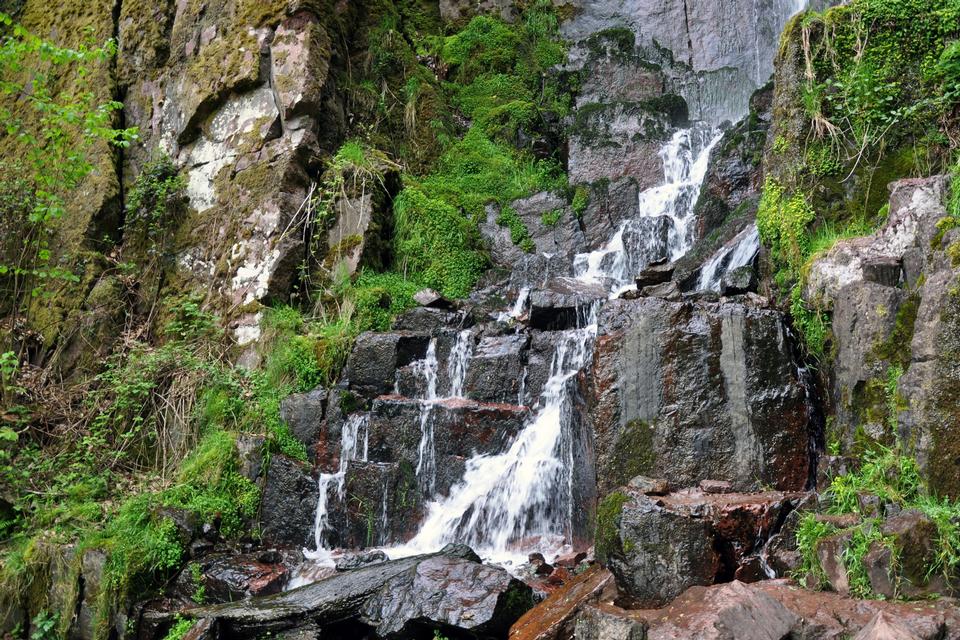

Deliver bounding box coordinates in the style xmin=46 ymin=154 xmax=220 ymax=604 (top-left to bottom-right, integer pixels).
xmin=305 ymin=413 xmax=370 ymax=565
xmin=574 ymin=125 xmax=723 ymax=292
xmin=414 ymin=330 xmax=475 ymax=494
xmin=497 ymin=287 xmax=531 ymax=322
xmin=697 ymin=225 xmax=761 ymax=292
xmin=396 ymin=306 xmax=598 ymax=564
xmin=414 ymin=339 xmax=440 ymax=494
xmin=447 ymin=330 xmax=473 ymax=398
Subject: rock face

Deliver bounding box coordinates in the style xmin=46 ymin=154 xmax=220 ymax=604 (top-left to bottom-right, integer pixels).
xmin=588 ymin=297 xmax=811 ymax=494
xmin=600 ymin=485 xmax=802 ymax=606
xmin=259 ymin=455 xmax=318 ymax=549
xmin=805 ymin=176 xmax=960 ymax=495
xmin=184 ymin=545 xmax=534 ymax=639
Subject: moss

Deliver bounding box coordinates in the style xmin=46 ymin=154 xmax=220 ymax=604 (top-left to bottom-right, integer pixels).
xmin=595 ymin=491 xmax=630 ymax=564
xmin=607 ymin=419 xmax=656 ymax=493
xmin=873 ymin=293 xmax=920 ymax=370
xmin=928 ymin=282 xmax=960 ymax=498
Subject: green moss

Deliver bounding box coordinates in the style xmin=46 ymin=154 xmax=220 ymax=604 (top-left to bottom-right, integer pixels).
xmin=571 ymin=185 xmax=589 ymax=218
xmin=607 ymin=419 xmax=656 ymax=490
xmin=595 ymin=491 xmax=630 ymax=564
xmin=497 ymin=206 xmax=535 ymax=252
xmin=873 ymin=293 xmax=920 ymax=369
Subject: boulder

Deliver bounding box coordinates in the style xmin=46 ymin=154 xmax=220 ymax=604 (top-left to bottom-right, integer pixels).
xmin=640 ymin=280 xmax=680 ymax=300
xmin=634 ymin=261 xmax=674 ymax=288
xmin=720 ymin=264 xmax=757 ymax=295
xmin=600 ymin=487 xmax=798 ymax=606
xmin=392 ymin=307 xmax=467 ymax=332
xmin=413 ymin=288 xmax=455 ymax=310
xmin=335 ymin=550 xmax=389 ymax=572
xmin=184 ymin=545 xmax=533 ymax=639
xmin=854 ymin=612 xmax=923 ymax=640
xmin=572 ymin=604 xmax=647 ymax=640
xmin=577 ymin=178 xmax=641 ymax=250
xmin=344 ymin=332 xmax=431 ymax=400
xmin=189 ymin=550 xmax=297 ymax=603
xmin=464 ymin=334 xmax=529 ymax=404
xmin=279 ymin=387 xmax=327 ymax=458
xmin=259 ymin=455 xmax=318 ymax=549
xmin=588 ymin=297 xmax=811 ymax=494
xmin=528 ymin=278 xmax=607 ymax=331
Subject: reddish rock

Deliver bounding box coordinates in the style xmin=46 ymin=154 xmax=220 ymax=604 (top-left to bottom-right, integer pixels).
xmin=854 ymin=611 xmax=922 ymax=640
xmin=509 ymin=566 xmax=614 ymax=640
xmin=546 ymin=567 xmax=572 ymax=586
xmin=700 ymin=479 xmax=735 ymax=494
xmin=555 ymin=551 xmax=589 ymax=569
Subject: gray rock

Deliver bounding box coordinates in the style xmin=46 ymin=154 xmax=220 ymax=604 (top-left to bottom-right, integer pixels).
xmin=589 ymin=297 xmax=811 ymax=494
xmin=862 ymin=256 xmax=903 ymax=287
xmin=260 ymin=455 xmax=318 ymax=549
xmin=578 ymin=178 xmax=641 ymax=250
xmin=464 ymin=334 xmax=529 ymax=404
xmin=391 ymin=307 xmax=466 ymax=332
xmin=529 ymin=278 xmax=607 ymax=331
xmin=720 ymin=264 xmax=757 ymax=295
xmin=184 ymin=545 xmax=532 ymax=639
xmin=280 ymin=387 xmax=327 ymax=457
xmin=635 ymin=261 xmax=674 ymax=288
xmin=336 ymin=550 xmax=389 ymax=571
xmin=573 ymin=604 xmax=648 ymax=640
xmin=413 ymin=288 xmax=454 ymax=310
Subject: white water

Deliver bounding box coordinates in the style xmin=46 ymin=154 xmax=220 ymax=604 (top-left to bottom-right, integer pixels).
xmin=414 ymin=339 xmax=440 ymax=494
xmin=497 ymin=287 xmax=531 ymax=322
xmin=697 ymin=224 xmax=761 ymax=292
xmin=305 ymin=413 xmax=370 ymax=565
xmin=447 ymin=330 xmax=473 ymax=398
xmin=574 ymin=125 xmax=723 ymax=293
xmin=393 ymin=308 xmax=598 ymax=565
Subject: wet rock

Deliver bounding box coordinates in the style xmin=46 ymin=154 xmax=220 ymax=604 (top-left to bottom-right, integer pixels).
xmin=509 ymin=566 xmax=614 ymax=640
xmin=279 ymin=387 xmax=327 ymax=458
xmin=720 ymin=264 xmax=757 ymax=295
xmin=235 ymin=435 xmax=265 ymax=483
xmin=573 ymin=604 xmax=647 ymax=640
xmin=862 ymin=256 xmax=903 ymax=287
xmin=568 ymin=101 xmax=676 ymax=186
xmin=259 ymin=455 xmax=318 ymax=549
xmin=392 ymin=307 xmax=466 ymax=332
xmin=589 ymin=297 xmax=810 ymax=494
xmin=187 ymin=545 xmax=531 ymax=639
xmin=554 ymin=552 xmax=589 ymax=570
xmin=602 ymin=487 xmax=800 ymax=606
xmin=344 ymin=332 xmax=431 ymax=400
xmin=640 ymin=281 xmax=680 ymax=300
xmin=578 ymin=178 xmax=641 ymax=250
xmin=529 ymin=278 xmax=607 ymax=331
xmin=634 ymin=261 xmax=674 ymax=289
xmin=335 ymin=550 xmax=390 ymax=572
xmin=194 ymin=551 xmax=296 ymax=603
xmin=413 ymin=288 xmax=454 ymax=310
xmin=464 ymin=334 xmax=529 ymax=404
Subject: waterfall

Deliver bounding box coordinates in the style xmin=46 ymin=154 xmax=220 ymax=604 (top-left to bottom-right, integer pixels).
xmin=574 ymin=125 xmax=722 ymax=292
xmin=305 ymin=413 xmax=369 ymax=565
xmin=414 ymin=339 xmax=440 ymax=494
xmin=395 ymin=307 xmax=597 ymax=564
xmin=697 ymin=225 xmax=761 ymax=292
xmin=447 ymin=330 xmax=473 ymax=398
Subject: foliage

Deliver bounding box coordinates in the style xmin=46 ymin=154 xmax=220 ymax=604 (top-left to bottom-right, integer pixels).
xmin=0 ymin=13 xmax=136 ymax=330
xmin=595 ymin=491 xmax=629 ymax=563
xmin=757 ymin=178 xmax=816 ymax=283
xmin=161 ymin=616 xmax=193 ymax=640
xmin=571 ymin=186 xmax=589 ymax=218
xmin=125 ymin=156 xmax=186 ymax=258
xmin=497 ymin=206 xmax=535 ymax=253
xmin=795 ymin=445 xmax=960 ymax=597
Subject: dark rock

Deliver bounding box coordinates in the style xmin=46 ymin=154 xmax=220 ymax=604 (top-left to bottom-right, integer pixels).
xmin=862 ymin=256 xmax=903 ymax=287
xmin=182 ymin=619 xmax=215 ymax=640
xmin=335 ymin=550 xmax=389 ymax=572
xmin=554 ymin=552 xmax=589 ymax=570
xmin=197 ymin=551 xmax=294 ymax=602
xmin=279 ymin=387 xmax=327 ymax=458
xmin=529 ymin=278 xmax=607 ymax=331
xmin=589 ymin=297 xmax=811 ymax=494
xmin=464 ymin=334 xmax=529 ymax=404
xmin=864 ymin=542 xmax=897 ymax=599
xmin=880 ymin=509 xmax=953 ymax=598
xmin=732 ymin=556 xmax=767 ymax=583
xmin=392 ymin=307 xmax=466 ymax=332
xmin=413 ymin=288 xmax=454 ymax=310
xmin=344 ymin=332 xmax=431 ymax=400
xmin=535 ymin=562 xmax=554 ymax=577
xmin=260 ymin=455 xmax=318 ymax=549
xmin=157 ymin=508 xmax=197 ymax=547
xmin=603 ymin=488 xmax=800 ymax=606
xmin=579 ymin=178 xmax=641 ymax=250
xmin=720 ymin=264 xmax=757 ymax=295
xmin=634 ymin=261 xmax=674 ymax=288
xmin=186 ymin=545 xmax=531 ymax=639
xmin=235 ymin=435 xmax=265 ymax=483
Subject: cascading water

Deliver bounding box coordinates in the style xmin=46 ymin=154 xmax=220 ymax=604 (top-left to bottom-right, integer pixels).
xmin=447 ymin=330 xmax=473 ymax=398
xmin=574 ymin=125 xmax=723 ymax=292
xmin=697 ymin=224 xmax=761 ymax=292
xmin=414 ymin=339 xmax=440 ymax=493
xmin=395 ymin=307 xmax=598 ymax=565
xmin=305 ymin=413 xmax=369 ymax=565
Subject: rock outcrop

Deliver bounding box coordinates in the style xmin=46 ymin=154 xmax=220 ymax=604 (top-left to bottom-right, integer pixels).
xmin=588 ymin=296 xmax=812 ymax=494
xmin=181 ymin=544 xmax=533 ymax=639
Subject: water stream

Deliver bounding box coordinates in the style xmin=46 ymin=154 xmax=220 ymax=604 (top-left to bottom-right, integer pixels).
xmin=697 ymin=224 xmax=761 ymax=292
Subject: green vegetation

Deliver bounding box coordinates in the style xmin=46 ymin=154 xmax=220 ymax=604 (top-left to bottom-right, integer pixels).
xmin=595 ymin=491 xmax=630 ymax=563
xmin=796 ymin=446 xmax=960 ymax=598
